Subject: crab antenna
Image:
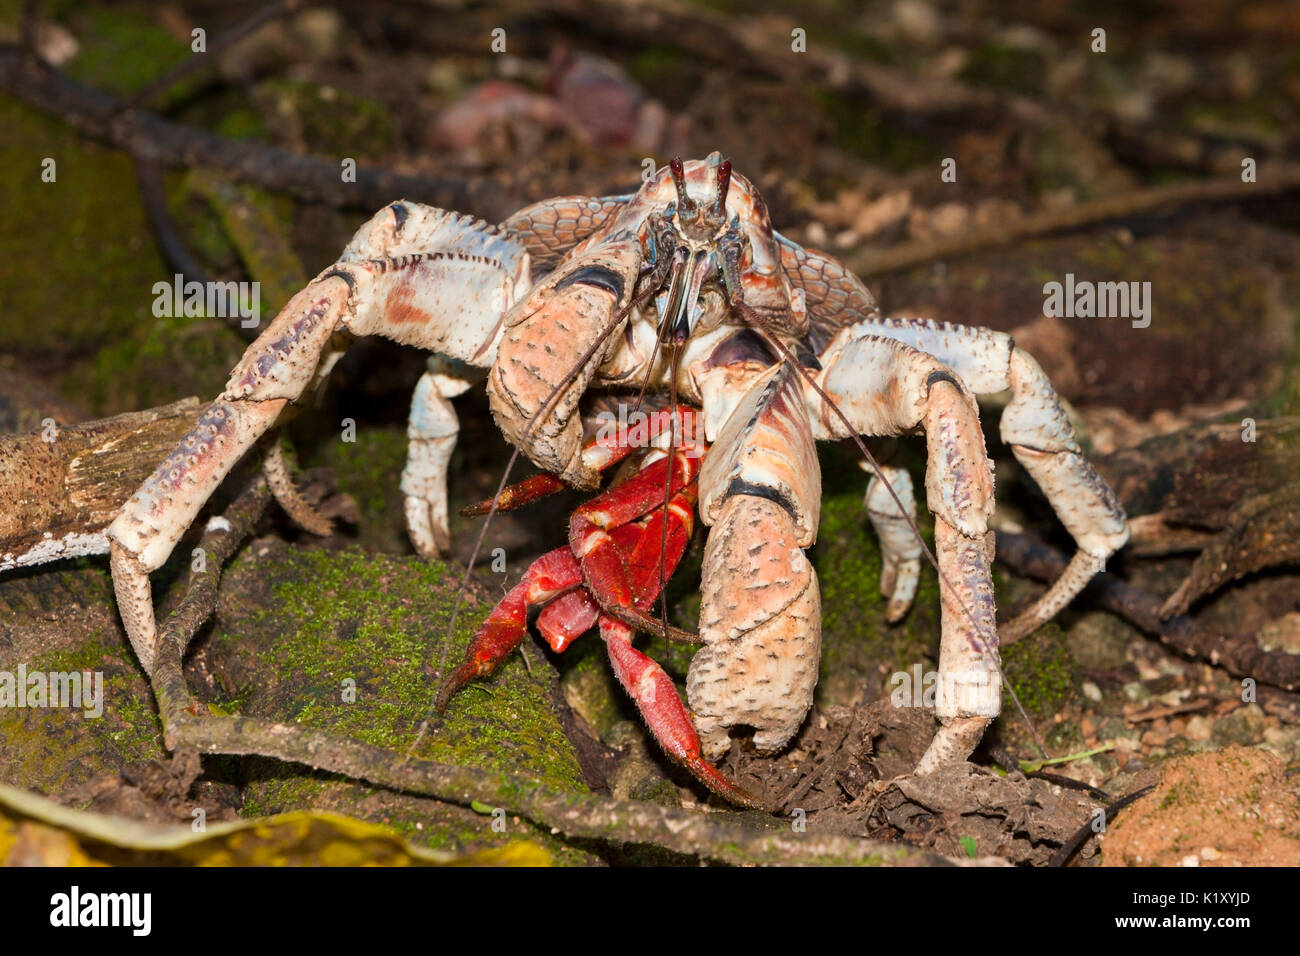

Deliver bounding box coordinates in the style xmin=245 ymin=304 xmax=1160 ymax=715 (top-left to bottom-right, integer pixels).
xmin=711 ymin=159 xmax=732 ymax=218
xmin=669 ymin=157 xmax=696 ymax=213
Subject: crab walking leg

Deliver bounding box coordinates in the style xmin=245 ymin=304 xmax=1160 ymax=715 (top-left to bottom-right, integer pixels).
xmin=401 ymin=358 xmax=479 ymax=558
xmin=811 ymin=334 xmax=999 ymax=769
xmin=863 ymin=464 xmax=922 ymax=622
xmin=600 ymin=616 xmax=763 ymax=807
xmin=108 ymin=202 xmax=531 ymax=672
xmin=849 ymin=318 xmax=1129 ymax=640
xmin=915 ymin=521 xmax=997 ymax=773
xmin=690 ymin=364 xmax=823 ymax=758
xmin=434 ymin=546 xmax=586 ymax=710
xmin=263 ymin=438 xmax=334 ymax=536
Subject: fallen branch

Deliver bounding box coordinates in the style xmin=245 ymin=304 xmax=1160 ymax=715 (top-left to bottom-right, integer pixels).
xmin=146 ymin=475 xmax=964 ymax=866
xmin=0 ymin=398 xmax=207 ymax=571
xmin=850 ymin=165 xmax=1300 ymax=277
xmin=0 ymin=43 xmax=517 ymax=220
xmin=995 ymin=530 xmax=1300 ymax=693
xmin=532 ymin=0 xmax=1048 ymax=125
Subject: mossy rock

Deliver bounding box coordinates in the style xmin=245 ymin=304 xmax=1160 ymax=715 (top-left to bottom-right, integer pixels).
xmin=300 ymin=423 xmax=412 ymax=553
xmin=72 ymin=310 xmax=249 ymax=416
xmin=252 ymin=79 xmax=395 ymax=161
xmin=1000 ymin=622 xmax=1076 ymax=722
xmin=0 ymin=560 xmax=167 ymax=794
xmin=0 ymin=98 xmax=167 ymax=365
xmin=205 ymin=541 xmax=597 ymax=863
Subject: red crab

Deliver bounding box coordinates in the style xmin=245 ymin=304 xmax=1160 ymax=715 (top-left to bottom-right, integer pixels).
xmin=435 ymin=406 xmax=760 ymax=807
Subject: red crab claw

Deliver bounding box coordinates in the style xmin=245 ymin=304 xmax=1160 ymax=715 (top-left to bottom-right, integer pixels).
xmin=601 ymin=616 xmax=766 ymax=809
xmin=435 ymin=546 xmax=581 ymax=711
xmin=536 ymin=588 xmax=600 ymax=653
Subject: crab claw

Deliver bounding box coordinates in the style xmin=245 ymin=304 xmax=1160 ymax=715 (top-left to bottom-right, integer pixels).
xmin=536 ymin=588 xmax=600 ymax=653
xmin=602 ymin=618 xmax=767 ymax=810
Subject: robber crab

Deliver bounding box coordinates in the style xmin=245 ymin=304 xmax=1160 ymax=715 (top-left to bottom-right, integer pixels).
xmin=106 ymin=154 xmax=1128 ymax=806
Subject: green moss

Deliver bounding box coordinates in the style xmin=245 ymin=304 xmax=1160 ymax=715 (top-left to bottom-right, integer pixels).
xmin=810 ymin=444 xmax=942 ymax=707
xmin=211 ymin=544 xmax=594 ymax=862
xmin=72 ymin=308 xmax=248 ymax=415
xmin=0 ymin=564 xmax=167 ymax=795
xmin=807 ymin=87 xmax=940 ymax=172
xmin=0 ymin=98 xmax=168 ymax=363
xmin=1000 ymin=621 xmax=1076 ymax=721
xmin=252 ymin=79 xmax=395 ymax=161
xmin=302 ymin=424 xmax=412 ymax=552
xmin=60 ymin=5 xmax=194 ymax=104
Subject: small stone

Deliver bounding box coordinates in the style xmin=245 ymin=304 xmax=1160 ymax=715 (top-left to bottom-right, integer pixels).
xmin=1082 ymin=681 xmax=1103 ymax=702
xmin=1212 ymin=704 xmax=1266 ymax=747
xmin=1140 ymin=729 xmax=1168 ymax=748
xmin=1200 ymin=847 xmax=1221 ymax=861
xmin=1180 ymin=855 xmax=1200 ymax=867
xmin=1185 ymin=715 xmax=1213 ymax=742
xmin=1123 ymin=681 xmax=1151 ymax=704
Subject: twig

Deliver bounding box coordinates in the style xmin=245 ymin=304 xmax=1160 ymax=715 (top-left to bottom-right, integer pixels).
xmin=123 ymin=0 xmax=304 ymax=110
xmin=534 ymin=0 xmax=1048 ymax=125
xmin=133 ymin=157 xmax=218 ymax=294
xmin=0 ymin=44 xmax=517 ymax=220
xmin=849 ymin=166 xmax=1300 ymax=277
xmin=995 ymin=530 xmax=1300 ymax=692
xmin=1048 ymin=784 xmax=1154 ymax=868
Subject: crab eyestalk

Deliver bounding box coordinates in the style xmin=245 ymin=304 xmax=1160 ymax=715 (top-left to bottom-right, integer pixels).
xmin=710 ymin=159 xmax=732 ymax=220
xmin=669 ymin=157 xmax=697 ymax=217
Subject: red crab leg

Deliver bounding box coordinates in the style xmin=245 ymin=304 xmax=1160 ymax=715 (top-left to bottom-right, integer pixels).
xmin=536 ymin=482 xmax=697 ymax=650
xmin=600 ymin=616 xmax=764 ymax=809
xmin=570 ymin=446 xmax=702 ymax=636
xmin=535 ymin=588 xmax=600 ymax=653
xmin=597 ymin=484 xmax=763 ymax=806
xmin=461 ymin=408 xmax=697 ymax=516
xmin=438 ymin=494 xmax=656 ymax=704
xmin=536 ymin=520 xmax=641 ymax=652
xmin=434 ymin=546 xmax=582 ymax=711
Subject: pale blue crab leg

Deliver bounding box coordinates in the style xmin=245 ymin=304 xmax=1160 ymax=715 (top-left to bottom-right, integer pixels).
xmin=810 ymin=331 xmax=1000 ymax=771
xmin=851 ymin=317 xmax=1129 ymax=643
xmin=108 ymin=202 xmax=530 ymax=672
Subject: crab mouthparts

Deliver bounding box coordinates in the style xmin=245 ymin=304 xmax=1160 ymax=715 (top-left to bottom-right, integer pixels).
xmin=658 ymin=246 xmax=717 ymax=338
